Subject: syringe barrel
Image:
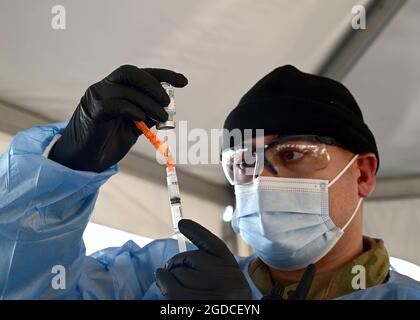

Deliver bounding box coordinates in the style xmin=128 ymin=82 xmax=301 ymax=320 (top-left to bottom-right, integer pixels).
xmin=171 ymin=203 xmax=186 ymax=253
xmin=166 ymin=167 xmax=183 ymax=230
xmin=166 ymin=167 xmax=180 ymax=204
xmin=170 ymin=202 xmax=183 ymax=231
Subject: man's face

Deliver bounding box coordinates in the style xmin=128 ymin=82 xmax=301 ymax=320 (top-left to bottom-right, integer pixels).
xmin=248 ymin=134 xmax=362 ymax=228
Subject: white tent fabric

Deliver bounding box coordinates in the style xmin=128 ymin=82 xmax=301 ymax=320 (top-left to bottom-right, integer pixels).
xmin=0 ymin=0 xmax=364 ymax=184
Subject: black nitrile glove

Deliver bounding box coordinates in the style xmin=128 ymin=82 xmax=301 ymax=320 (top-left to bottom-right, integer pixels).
xmin=49 ymin=65 xmax=188 ymax=172
xmin=155 ymin=219 xmax=253 ymax=300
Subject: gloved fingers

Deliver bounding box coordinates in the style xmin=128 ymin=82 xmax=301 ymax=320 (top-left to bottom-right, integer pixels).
xmin=155 ymin=267 xmax=188 ymax=298
xmin=101 ymin=82 xmax=169 ymax=122
xmin=156 ymin=268 xmax=221 ymax=300
xmin=166 ymin=250 xmax=223 ymax=271
xmin=169 ymin=268 xmax=223 ymax=291
xmin=105 ymin=65 xmax=171 ymax=106
xmin=178 ymin=219 xmax=237 ymax=265
xmin=95 ymin=99 xmax=147 ymax=122
xmin=143 ymin=68 xmax=188 ymax=88
xmin=169 ymin=268 xmax=244 ymax=291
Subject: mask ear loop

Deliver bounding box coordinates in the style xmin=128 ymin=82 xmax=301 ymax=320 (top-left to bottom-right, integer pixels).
xmin=341 ymin=197 xmax=363 ymax=231
xmin=327 ymin=154 xmax=359 ymax=188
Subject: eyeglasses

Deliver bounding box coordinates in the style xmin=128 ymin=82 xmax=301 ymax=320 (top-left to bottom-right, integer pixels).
xmin=221 ymin=135 xmax=339 ymax=185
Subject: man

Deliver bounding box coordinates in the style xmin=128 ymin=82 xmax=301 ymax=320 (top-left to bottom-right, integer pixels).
xmin=0 ymin=65 xmax=418 ymax=299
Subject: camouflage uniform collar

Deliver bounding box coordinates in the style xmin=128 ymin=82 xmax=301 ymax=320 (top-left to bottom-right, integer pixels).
xmin=249 ymin=236 xmax=390 ymax=299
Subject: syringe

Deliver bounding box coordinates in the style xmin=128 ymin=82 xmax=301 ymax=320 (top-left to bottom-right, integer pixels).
xmin=135 ymin=121 xmax=186 ymax=252
xmin=134 ymin=82 xmax=187 ymax=252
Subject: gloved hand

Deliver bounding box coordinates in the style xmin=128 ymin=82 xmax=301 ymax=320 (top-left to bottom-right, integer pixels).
xmin=155 ymin=219 xmax=253 ymax=300
xmin=48 ymin=65 xmax=188 ymax=172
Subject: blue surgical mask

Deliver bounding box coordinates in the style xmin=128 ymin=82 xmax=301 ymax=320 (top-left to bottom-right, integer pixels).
xmin=232 ymin=154 xmax=362 ymax=271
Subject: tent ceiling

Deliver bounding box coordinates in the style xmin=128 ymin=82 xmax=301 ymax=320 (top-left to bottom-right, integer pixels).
xmin=0 ymin=1 xmax=418 ymax=185
xmin=0 ymin=0 xmax=366 ymax=185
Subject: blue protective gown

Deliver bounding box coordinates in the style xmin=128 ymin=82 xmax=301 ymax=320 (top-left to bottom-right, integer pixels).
xmin=0 ymin=122 xmax=419 ymax=300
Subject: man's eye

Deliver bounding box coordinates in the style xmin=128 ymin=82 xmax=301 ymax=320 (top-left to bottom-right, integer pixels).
xmin=236 ymin=160 xmax=255 ymax=170
xmin=281 ymin=150 xmax=304 ymax=162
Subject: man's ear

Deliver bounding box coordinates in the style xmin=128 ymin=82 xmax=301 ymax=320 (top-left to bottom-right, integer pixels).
xmin=357 ymin=152 xmax=377 ymax=198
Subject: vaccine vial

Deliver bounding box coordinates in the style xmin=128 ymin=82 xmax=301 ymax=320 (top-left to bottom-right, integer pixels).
xmin=156 ymin=82 xmax=176 ymax=130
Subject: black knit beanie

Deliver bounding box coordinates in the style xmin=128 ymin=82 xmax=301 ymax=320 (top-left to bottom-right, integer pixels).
xmin=223 ymin=65 xmax=379 ymax=171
